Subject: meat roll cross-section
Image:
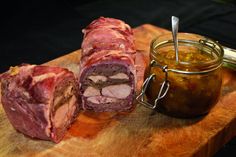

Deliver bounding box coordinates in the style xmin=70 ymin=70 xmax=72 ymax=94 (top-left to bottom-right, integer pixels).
xmin=79 ymin=17 xmax=136 ymax=112
xmin=0 ymin=65 xmax=80 ymax=143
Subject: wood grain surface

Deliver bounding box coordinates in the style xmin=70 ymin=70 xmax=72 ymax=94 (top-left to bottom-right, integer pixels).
xmin=1 ymin=24 xmax=236 ymax=157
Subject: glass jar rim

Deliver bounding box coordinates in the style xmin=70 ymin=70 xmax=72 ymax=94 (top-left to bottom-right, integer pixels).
xmin=150 ymin=33 xmax=224 ymax=72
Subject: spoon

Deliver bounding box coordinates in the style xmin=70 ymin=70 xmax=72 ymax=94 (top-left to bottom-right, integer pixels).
xmin=171 ymin=16 xmax=179 ymax=63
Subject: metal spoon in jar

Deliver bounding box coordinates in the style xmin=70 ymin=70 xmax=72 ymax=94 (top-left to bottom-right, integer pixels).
xmin=171 ymin=16 xmax=179 ymax=63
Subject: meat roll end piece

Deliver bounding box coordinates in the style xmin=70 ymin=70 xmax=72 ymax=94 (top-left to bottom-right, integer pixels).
xmin=80 ymin=61 xmax=135 ymax=112
xmin=0 ymin=65 xmax=80 ymax=143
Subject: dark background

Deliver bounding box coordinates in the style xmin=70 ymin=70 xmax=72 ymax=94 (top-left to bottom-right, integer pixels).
xmin=1 ymin=0 xmax=236 ymax=156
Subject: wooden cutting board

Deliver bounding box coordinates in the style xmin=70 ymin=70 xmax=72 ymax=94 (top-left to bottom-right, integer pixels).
xmin=1 ymin=24 xmax=236 ymax=157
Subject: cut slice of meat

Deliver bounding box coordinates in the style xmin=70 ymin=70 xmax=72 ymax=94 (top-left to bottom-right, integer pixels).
xmin=88 ymin=75 xmax=107 ymax=83
xmin=101 ymin=84 xmax=132 ymax=99
xmin=79 ymin=59 xmax=135 ymax=112
xmin=83 ymin=86 xmax=100 ymax=97
xmin=0 ymin=64 xmax=80 ymax=143
xmin=109 ymin=73 xmax=129 ymax=80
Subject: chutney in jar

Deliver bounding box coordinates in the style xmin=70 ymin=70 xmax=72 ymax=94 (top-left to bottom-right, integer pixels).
xmin=146 ymin=33 xmax=224 ymax=118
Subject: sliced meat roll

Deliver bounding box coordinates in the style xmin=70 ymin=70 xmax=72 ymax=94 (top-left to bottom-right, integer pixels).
xmin=79 ymin=50 xmax=136 ymax=112
xmin=79 ymin=17 xmax=136 ymax=112
xmin=0 ymin=65 xmax=80 ymax=143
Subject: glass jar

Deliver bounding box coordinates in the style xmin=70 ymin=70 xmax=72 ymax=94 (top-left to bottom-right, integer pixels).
xmin=137 ymin=33 xmax=224 ymax=118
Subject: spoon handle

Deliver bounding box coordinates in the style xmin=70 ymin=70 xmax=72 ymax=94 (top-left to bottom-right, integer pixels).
xmin=171 ymin=16 xmax=179 ymax=63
